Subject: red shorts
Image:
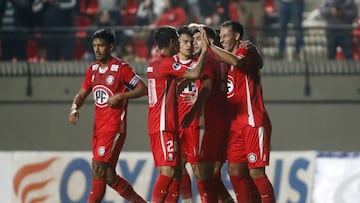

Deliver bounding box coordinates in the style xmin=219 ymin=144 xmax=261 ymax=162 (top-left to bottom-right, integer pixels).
xmin=188 ymin=128 xmax=229 ymax=164
xmin=149 ymin=131 xmax=180 ymax=167
xmin=92 ymin=129 xmax=126 ymax=167
xmin=227 ymin=125 xmax=271 ymax=168
xmin=179 ymin=126 xmax=200 ymax=161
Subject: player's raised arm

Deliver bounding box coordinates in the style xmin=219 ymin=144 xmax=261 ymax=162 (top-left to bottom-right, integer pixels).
xmin=182 ymin=28 xmax=209 ymax=79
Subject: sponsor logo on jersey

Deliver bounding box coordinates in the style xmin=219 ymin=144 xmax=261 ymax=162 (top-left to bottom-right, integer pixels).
xmin=97 ymin=146 xmax=106 ymax=156
xmin=93 ymin=85 xmax=114 ymax=108
xmin=172 ymin=62 xmax=181 ymax=71
xmin=227 ymin=75 xmax=235 ymax=98
xmin=92 ymin=64 xmax=99 ymax=71
xmin=248 ymin=152 xmax=257 ymax=163
xmin=110 ymin=64 xmax=119 ymax=71
xmin=105 ymin=75 xmax=115 ymax=85
xmin=147 ymin=66 xmax=153 ymax=72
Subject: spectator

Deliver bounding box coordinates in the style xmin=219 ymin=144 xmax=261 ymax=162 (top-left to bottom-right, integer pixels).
xmin=33 ymin=0 xmax=77 ymax=61
xmin=150 ymin=0 xmax=187 ymax=27
xmin=237 ymin=0 xmax=266 ymax=49
xmin=136 ymin=0 xmax=155 ymax=26
xmin=276 ymin=0 xmax=304 ymax=60
xmin=320 ymin=0 xmax=358 ymax=60
xmin=1 ymin=0 xmax=36 ymax=61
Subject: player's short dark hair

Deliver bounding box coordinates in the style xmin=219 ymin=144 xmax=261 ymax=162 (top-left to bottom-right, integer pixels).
xmin=177 ymin=26 xmax=192 ymax=37
xmin=153 ymin=26 xmax=178 ymax=49
xmin=220 ymin=20 xmax=244 ymax=40
xmin=191 ymin=25 xmax=216 ymax=40
xmin=92 ymin=28 xmax=115 ymax=44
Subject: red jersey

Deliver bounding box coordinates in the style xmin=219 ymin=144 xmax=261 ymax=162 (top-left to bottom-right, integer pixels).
xmin=227 ymin=46 xmax=271 ymax=129
xmin=82 ymin=57 xmax=142 ymax=134
xmin=199 ymin=50 xmax=230 ymax=130
xmin=147 ymin=54 xmax=188 ymax=134
xmin=152 ymin=7 xmax=187 ymax=26
xmin=174 ymin=55 xmax=200 ymax=128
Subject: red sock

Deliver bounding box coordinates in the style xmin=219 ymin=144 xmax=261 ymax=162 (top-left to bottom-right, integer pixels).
xmin=213 ymin=172 xmax=234 ymax=203
xmin=110 ymin=176 xmax=146 ymax=203
xmin=229 ymin=175 xmax=251 ymax=203
xmin=197 ymin=179 xmax=218 ymax=203
xmin=88 ymin=179 xmax=106 ymax=203
xmin=180 ymin=173 xmax=193 ymax=200
xmin=252 ymin=175 xmax=276 ymax=203
xmin=164 ymin=179 xmax=180 ymax=202
xmin=246 ymin=175 xmax=262 ymax=203
xmin=152 ymin=175 xmax=172 ymax=203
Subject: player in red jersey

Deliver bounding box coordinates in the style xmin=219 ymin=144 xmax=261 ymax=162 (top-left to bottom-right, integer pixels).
xmin=182 ymin=25 xmax=234 ymax=203
xmin=210 ymin=20 xmax=275 ymax=203
xmin=175 ymin=26 xmax=199 ymax=202
xmin=68 ymin=29 xmax=148 ymax=203
xmin=147 ymin=26 xmax=209 ymax=203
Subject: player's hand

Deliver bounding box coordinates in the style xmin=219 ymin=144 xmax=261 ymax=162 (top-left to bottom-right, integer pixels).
xmin=182 ymin=93 xmax=197 ymax=106
xmin=68 ymin=111 xmax=79 ymax=124
xmin=181 ymin=111 xmax=195 ymax=128
xmin=200 ymin=27 xmax=210 ymax=52
xmin=108 ymin=93 xmax=123 ymax=108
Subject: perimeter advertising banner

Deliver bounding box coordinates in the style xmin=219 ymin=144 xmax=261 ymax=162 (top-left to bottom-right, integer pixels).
xmin=1 ymin=150 xmax=352 ymax=203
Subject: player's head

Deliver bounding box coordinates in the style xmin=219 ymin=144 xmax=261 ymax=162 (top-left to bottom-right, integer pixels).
xmin=219 ymin=20 xmax=244 ymax=52
xmin=154 ymin=26 xmax=179 ymax=55
xmin=191 ymin=24 xmax=216 ymax=54
xmin=92 ymin=28 xmax=115 ymax=61
xmin=177 ymin=26 xmax=194 ymax=58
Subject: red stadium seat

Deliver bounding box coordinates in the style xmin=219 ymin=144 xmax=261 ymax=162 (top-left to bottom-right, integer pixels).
xmin=132 ymin=40 xmax=149 ymax=59
xmin=80 ymin=0 xmax=98 ymax=16
xmin=75 ymin=15 xmax=91 ymax=38
xmin=120 ymin=0 xmax=138 ymax=26
xmin=27 ymin=40 xmax=39 ymax=62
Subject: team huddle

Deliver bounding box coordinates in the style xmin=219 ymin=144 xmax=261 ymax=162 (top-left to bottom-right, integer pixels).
xmin=69 ymin=20 xmax=275 ymax=203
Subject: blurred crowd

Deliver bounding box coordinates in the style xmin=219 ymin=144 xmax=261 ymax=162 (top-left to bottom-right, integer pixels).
xmin=0 ymin=0 xmax=278 ymax=62
xmin=0 ymin=0 xmax=359 ymax=62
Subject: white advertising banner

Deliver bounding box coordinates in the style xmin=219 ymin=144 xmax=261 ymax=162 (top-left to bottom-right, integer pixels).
xmin=312 ymin=152 xmax=360 ymax=203
xmin=0 ymin=150 xmax=344 ymax=203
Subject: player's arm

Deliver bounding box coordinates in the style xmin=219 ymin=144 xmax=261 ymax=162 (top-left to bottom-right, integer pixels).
xmin=210 ymin=41 xmax=263 ymax=70
xmin=108 ymin=77 xmax=148 ymax=108
xmin=182 ymin=28 xmax=209 ymax=80
xmin=181 ymin=78 xmax=212 ymax=128
xmin=68 ymin=88 xmax=91 ymax=125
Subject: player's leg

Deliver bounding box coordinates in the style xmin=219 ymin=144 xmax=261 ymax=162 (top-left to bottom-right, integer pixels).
xmin=150 ymin=132 xmax=180 ymax=202
xmin=88 ymin=160 xmax=107 ymax=203
xmin=227 ymin=129 xmax=260 ymax=203
xmin=214 ymin=130 xmax=235 ymax=203
xmin=214 ymin=161 xmax=235 ymax=203
xmin=246 ymin=126 xmax=275 ymax=203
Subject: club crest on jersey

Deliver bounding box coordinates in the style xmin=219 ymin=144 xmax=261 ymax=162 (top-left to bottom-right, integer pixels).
xmin=227 ymin=75 xmax=235 ymax=98
xmin=172 ymin=62 xmax=181 ymax=71
xmin=97 ymin=146 xmax=106 ymax=156
xmin=247 ymin=152 xmax=257 ymax=163
xmin=105 ymin=75 xmax=115 ymax=85
xmin=93 ymin=85 xmax=114 ymax=108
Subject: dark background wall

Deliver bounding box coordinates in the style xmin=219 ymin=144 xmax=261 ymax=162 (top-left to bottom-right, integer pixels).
xmin=1 ymin=73 xmax=359 ymax=152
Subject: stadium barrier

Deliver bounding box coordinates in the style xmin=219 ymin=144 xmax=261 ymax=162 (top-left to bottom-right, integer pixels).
xmin=1 ymin=151 xmax=359 ymax=203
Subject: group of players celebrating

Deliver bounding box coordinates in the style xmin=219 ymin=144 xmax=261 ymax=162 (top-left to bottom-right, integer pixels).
xmin=69 ymin=20 xmax=275 ymax=203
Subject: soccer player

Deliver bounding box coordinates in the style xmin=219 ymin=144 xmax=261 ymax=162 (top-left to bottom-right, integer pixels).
xmin=146 ymin=26 xmax=209 ymax=202
xmin=210 ymin=20 xmax=275 ymax=203
xmin=175 ymin=26 xmax=199 ymax=202
xmin=182 ymin=25 xmax=234 ymax=203
xmin=68 ymin=29 xmax=148 ymax=203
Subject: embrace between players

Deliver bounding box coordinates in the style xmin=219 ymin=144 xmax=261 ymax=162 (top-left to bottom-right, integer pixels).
xmin=69 ymin=20 xmax=275 ymax=203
